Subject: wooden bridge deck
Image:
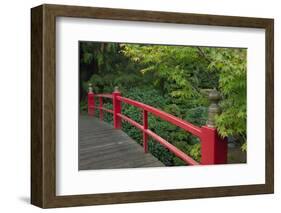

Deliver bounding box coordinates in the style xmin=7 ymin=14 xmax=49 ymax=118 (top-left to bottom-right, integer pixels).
xmin=79 ymin=115 xmax=164 ymax=170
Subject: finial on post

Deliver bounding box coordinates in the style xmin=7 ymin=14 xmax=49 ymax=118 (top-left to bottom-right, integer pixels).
xmin=207 ymin=89 xmax=221 ymax=128
xmin=201 ymin=89 xmax=227 ymax=165
xmin=87 ymin=83 xmax=95 ymax=116
xmin=114 ymin=86 xmax=120 ymax=93
xmin=88 ymin=83 xmax=93 ymax=93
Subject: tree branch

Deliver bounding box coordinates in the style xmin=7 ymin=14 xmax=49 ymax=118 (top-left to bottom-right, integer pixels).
xmin=196 ymin=47 xmax=219 ymax=73
xmin=196 ymin=47 xmax=212 ymax=64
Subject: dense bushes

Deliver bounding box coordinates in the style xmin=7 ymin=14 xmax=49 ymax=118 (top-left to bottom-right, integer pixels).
xmin=79 ymin=42 xmax=247 ymax=165
xmin=83 ymin=87 xmax=206 ymax=165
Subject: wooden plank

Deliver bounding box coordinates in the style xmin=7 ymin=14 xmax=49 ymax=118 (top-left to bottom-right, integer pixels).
xmin=79 ymin=115 xmax=164 ymax=170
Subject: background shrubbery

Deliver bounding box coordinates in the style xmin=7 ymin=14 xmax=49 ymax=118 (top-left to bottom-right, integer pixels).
xmin=79 ymin=42 xmax=247 ymax=165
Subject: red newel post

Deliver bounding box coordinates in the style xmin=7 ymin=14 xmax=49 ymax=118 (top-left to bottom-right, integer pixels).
xmin=200 ymin=89 xmax=227 ymax=165
xmin=113 ymin=86 xmax=122 ymax=129
xmin=87 ymin=83 xmax=95 ymax=116
xmin=143 ymin=110 xmax=148 ymax=153
xmin=201 ymin=127 xmax=227 ymax=164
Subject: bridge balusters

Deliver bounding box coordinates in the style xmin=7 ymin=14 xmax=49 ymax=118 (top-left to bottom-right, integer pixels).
xmin=87 ymin=86 xmax=228 ymax=165
xmin=87 ymin=83 xmax=95 ymax=116
xmin=113 ymin=87 xmax=122 ymax=129
xmin=143 ymin=110 xmax=148 ymax=153
xmin=200 ymin=89 xmax=228 ymax=165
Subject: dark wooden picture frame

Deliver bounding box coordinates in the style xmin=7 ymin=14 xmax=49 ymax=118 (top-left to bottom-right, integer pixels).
xmin=31 ymin=4 xmax=274 ymax=208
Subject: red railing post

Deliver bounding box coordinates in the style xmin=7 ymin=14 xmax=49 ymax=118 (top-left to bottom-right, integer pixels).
xmin=201 ymin=126 xmax=227 ymax=164
xmin=99 ymin=96 xmax=103 ymax=120
xmin=143 ymin=110 xmax=148 ymax=153
xmin=200 ymin=89 xmax=227 ymax=165
xmin=112 ymin=87 xmax=122 ymax=129
xmin=87 ymin=83 xmax=95 ymax=116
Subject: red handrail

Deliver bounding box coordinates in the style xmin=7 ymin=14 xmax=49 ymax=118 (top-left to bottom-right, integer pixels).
xmin=117 ymin=113 xmax=199 ymax=165
xmin=95 ymin=94 xmax=113 ymax=99
xmin=87 ymin=89 xmax=227 ymax=165
xmin=118 ymin=96 xmax=202 ymax=137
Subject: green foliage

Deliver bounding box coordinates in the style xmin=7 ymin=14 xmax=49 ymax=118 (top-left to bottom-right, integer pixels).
xmin=122 ymin=45 xmax=217 ymax=102
xmin=202 ymin=48 xmax=247 ymax=142
xmin=91 ymin=88 xmax=203 ymax=166
xmin=241 ymin=142 xmax=247 ymax=152
xmin=80 ymin=42 xmax=247 ymax=165
xmin=122 ymin=45 xmax=247 ymax=145
xmin=79 ymin=42 xmax=144 ymax=100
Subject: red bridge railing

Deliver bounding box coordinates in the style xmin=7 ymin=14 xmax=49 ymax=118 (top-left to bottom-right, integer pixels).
xmin=87 ymin=85 xmax=227 ymax=165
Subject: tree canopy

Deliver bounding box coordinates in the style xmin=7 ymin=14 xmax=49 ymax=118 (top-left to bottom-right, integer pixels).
xmin=79 ymin=41 xmax=247 ymax=164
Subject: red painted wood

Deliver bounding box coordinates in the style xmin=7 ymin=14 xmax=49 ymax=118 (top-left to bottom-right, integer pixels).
xmin=89 ymin=92 xmax=227 ymax=166
xmin=93 ymin=94 xmax=113 ymax=115
xmin=99 ymin=97 xmax=103 ymax=121
xmin=87 ymin=92 xmax=95 ymax=116
xmin=200 ymin=126 xmax=227 ymax=165
xmin=117 ymin=113 xmax=199 ymax=165
xmin=100 ymin=107 xmax=113 ymax=114
xmin=113 ymin=90 xmax=122 ymax=129
xmin=117 ymin=113 xmax=143 ymax=130
xmin=143 ymin=110 xmax=148 ymax=153
xmin=146 ymin=130 xmax=199 ymax=165
xmin=118 ymin=96 xmax=202 ymax=137
xmin=95 ymin=94 xmax=113 ymax=99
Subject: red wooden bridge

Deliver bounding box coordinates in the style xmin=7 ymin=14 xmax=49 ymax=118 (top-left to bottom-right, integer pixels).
xmin=79 ymin=85 xmax=227 ymax=170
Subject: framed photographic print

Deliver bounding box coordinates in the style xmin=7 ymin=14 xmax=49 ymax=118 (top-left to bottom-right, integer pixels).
xmin=31 ymin=4 xmax=274 ymax=208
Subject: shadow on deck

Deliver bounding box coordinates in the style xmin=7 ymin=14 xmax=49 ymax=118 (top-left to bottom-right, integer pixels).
xmin=79 ymin=115 xmax=164 ymax=170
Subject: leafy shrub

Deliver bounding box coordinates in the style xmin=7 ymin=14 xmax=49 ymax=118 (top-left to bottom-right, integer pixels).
xmin=79 ymin=43 xmax=247 ymax=165
xmin=93 ymin=87 xmax=205 ymax=166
